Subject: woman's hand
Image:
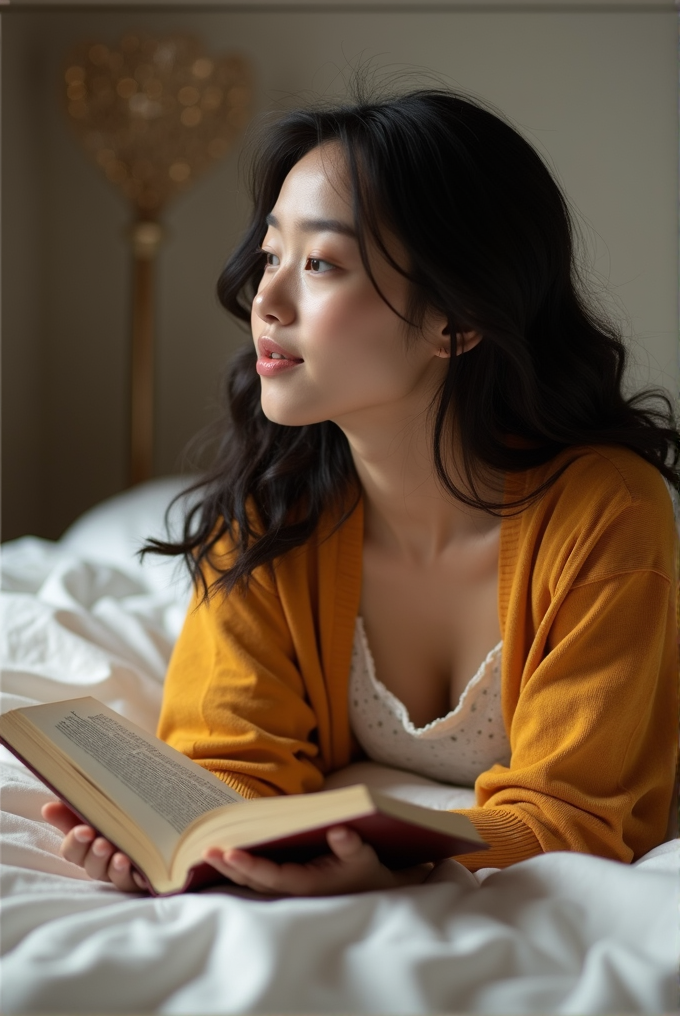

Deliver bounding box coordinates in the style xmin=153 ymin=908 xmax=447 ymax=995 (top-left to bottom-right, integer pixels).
xmin=203 ymin=825 xmax=433 ymax=896
xmin=41 ymin=801 xmax=147 ymax=892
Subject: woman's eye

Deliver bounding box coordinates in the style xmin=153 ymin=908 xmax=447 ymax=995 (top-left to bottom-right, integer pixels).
xmin=263 ymin=251 xmax=280 ymax=267
xmin=305 ymin=257 xmax=335 ymax=274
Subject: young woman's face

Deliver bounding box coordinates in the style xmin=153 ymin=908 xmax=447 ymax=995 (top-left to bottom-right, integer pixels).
xmin=251 ymin=144 xmax=450 ymax=431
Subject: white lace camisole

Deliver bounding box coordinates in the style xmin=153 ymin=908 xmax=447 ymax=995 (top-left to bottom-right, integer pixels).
xmin=348 ymin=617 xmax=511 ymax=787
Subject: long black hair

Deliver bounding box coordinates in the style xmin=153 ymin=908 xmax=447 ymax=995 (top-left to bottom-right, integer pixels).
xmin=146 ymin=87 xmax=679 ymax=596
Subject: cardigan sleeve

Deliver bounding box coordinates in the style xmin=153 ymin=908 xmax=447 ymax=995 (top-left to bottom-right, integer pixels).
xmin=452 ymin=567 xmax=677 ymax=870
xmin=156 ymin=567 xmax=326 ymax=801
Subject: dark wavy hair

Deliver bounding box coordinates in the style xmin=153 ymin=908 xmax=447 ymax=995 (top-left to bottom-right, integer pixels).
xmin=146 ymin=87 xmax=679 ymax=596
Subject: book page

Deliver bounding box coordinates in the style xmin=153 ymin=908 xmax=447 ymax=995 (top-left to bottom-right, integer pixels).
xmin=24 ymin=698 xmax=243 ymax=862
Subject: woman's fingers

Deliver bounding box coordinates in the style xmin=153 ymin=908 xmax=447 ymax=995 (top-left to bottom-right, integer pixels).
xmin=203 ymin=826 xmax=395 ymax=896
xmin=203 ymin=842 xmax=325 ymax=895
xmin=202 ymin=848 xmax=264 ymax=889
xmin=60 ymin=824 xmax=97 ymax=867
xmin=41 ymin=800 xmax=83 ymax=835
xmin=41 ymin=800 xmax=143 ymax=891
xmin=325 ymin=825 xmax=369 ymax=862
xmin=108 ymin=852 xmax=147 ymax=892
xmin=43 ymin=804 xmax=108 ymax=872
xmin=82 ymin=836 xmax=117 ymax=881
xmin=203 ymin=845 xmax=303 ymax=894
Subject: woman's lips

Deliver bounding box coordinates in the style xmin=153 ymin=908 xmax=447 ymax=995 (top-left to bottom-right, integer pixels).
xmin=256 ymin=337 xmax=304 ymax=377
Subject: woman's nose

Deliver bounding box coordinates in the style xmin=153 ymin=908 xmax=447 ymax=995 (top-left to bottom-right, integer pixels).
xmin=253 ymin=273 xmax=296 ymax=325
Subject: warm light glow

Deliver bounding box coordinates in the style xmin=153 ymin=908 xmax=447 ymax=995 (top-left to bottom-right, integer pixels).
xmin=65 ymin=65 xmax=85 ymax=83
xmin=168 ymin=161 xmax=191 ymax=182
xmin=62 ymin=32 xmax=253 ymax=215
xmin=66 ymin=81 xmax=86 ymax=101
xmin=129 ymin=94 xmax=163 ymax=119
xmin=61 ymin=33 xmax=253 ymax=490
xmin=116 ymin=77 xmax=138 ymax=99
xmin=178 ymin=85 xmax=200 ymax=106
xmin=201 ymin=86 xmax=222 ymax=111
xmin=192 ymin=57 xmax=213 ymax=79
xmin=180 ymin=106 xmax=202 ymax=127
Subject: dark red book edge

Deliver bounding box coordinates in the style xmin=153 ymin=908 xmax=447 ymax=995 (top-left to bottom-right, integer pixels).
xmin=1 ymin=734 xmax=487 ymax=897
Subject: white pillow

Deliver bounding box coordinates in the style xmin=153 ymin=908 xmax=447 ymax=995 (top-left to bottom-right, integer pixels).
xmin=60 ymin=475 xmax=199 ymax=593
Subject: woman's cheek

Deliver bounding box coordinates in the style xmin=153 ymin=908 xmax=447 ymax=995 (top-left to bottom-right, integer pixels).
xmin=303 ymin=291 xmax=352 ymax=341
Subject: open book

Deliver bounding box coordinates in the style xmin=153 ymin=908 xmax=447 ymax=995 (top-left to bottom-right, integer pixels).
xmin=0 ymin=697 xmax=487 ymax=896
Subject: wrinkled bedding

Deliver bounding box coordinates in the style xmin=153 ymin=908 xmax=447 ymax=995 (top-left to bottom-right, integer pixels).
xmin=1 ymin=479 xmax=678 ymax=1015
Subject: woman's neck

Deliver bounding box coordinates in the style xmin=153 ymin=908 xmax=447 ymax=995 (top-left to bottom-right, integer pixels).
xmin=338 ymin=408 xmax=501 ymax=564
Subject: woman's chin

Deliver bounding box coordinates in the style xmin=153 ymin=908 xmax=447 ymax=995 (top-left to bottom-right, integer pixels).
xmin=259 ymin=400 xmax=325 ymax=428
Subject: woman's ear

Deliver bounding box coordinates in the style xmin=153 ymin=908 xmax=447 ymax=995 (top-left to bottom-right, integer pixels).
xmin=455 ymin=329 xmax=482 ymax=355
xmin=433 ymin=322 xmax=482 ymax=358
xmin=431 ymin=318 xmax=452 ymax=358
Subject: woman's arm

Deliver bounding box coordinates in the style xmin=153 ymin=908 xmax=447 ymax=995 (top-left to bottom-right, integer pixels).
xmin=156 ymin=564 xmax=326 ymax=799
xmin=453 ymin=568 xmax=676 ymax=870
xmin=44 ymin=526 xmax=371 ymax=894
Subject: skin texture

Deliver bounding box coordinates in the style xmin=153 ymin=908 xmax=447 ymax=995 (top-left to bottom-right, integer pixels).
xmin=44 ymin=143 xmax=501 ymax=896
xmin=253 ymin=145 xmax=500 ymax=726
xmin=252 ymin=145 xmax=451 ymax=429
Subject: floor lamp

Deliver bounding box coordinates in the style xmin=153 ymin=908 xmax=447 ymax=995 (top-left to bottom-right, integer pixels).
xmin=63 ymin=32 xmax=253 ymax=486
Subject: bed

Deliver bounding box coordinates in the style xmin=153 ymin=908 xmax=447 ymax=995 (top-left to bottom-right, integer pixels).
xmin=1 ymin=476 xmax=678 ymax=1015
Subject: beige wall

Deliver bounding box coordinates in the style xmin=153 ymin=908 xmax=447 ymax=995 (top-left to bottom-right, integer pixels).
xmin=2 ymin=6 xmax=678 ymax=540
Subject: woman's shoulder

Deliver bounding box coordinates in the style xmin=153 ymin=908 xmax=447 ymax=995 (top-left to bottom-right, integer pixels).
xmin=524 ymin=444 xmax=674 ymax=518
xmin=516 ymin=445 xmax=676 ymax=582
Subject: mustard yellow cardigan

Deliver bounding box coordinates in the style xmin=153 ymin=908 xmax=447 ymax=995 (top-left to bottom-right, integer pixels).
xmin=158 ymin=446 xmax=678 ymax=870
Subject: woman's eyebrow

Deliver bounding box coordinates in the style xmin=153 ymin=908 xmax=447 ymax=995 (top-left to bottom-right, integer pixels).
xmin=265 ymin=212 xmax=356 ymax=239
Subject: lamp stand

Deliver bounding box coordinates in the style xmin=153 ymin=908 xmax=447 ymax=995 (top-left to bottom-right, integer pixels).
xmin=129 ymin=219 xmax=163 ymax=487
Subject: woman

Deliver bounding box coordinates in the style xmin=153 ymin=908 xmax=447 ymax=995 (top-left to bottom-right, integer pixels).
xmin=45 ymin=88 xmax=678 ymax=896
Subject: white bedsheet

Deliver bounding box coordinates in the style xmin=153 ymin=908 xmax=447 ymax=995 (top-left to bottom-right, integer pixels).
xmin=1 ymin=483 xmax=678 ymax=1015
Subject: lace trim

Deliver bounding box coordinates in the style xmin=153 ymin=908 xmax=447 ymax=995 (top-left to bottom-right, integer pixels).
xmin=355 ymin=616 xmax=503 ymax=738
